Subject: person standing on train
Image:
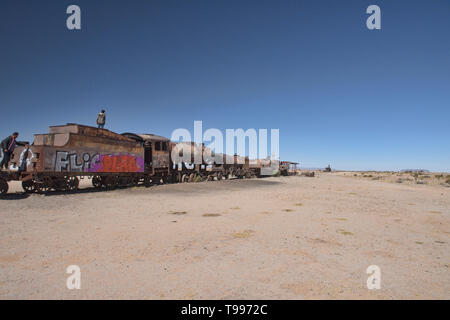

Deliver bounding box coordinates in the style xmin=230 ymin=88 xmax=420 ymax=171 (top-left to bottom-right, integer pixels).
xmin=97 ymin=109 xmax=106 ymax=129
xmin=0 ymin=132 xmax=19 ymax=170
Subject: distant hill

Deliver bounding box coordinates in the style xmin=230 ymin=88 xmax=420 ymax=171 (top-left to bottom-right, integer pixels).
xmin=400 ymin=169 xmax=430 ymax=173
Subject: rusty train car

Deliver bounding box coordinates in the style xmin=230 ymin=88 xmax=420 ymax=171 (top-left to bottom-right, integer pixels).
xmin=0 ymin=124 xmax=296 ymax=195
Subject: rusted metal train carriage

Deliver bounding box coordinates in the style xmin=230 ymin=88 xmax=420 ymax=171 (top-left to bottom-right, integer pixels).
xmin=279 ymin=161 xmax=298 ymax=176
xmin=0 ymin=124 xmax=166 ymax=193
xmin=169 ymin=141 xmax=205 ymax=182
xmin=170 ymin=148 xmax=279 ymax=181
xmin=121 ymin=132 xmax=171 ymax=183
xmin=170 ymin=142 xmax=232 ymax=182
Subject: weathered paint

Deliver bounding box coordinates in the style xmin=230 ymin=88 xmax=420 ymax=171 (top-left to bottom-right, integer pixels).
xmin=13 ymin=124 xmax=146 ymax=174
xmin=89 ymin=153 xmax=144 ymax=173
xmin=54 ymin=151 xmax=144 ymax=173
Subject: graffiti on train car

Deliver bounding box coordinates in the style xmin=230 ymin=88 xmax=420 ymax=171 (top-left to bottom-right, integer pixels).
xmin=89 ymin=154 xmax=145 ymax=173
xmin=1 ymin=147 xmax=34 ymax=172
xmin=55 ymin=151 xmax=144 ymax=173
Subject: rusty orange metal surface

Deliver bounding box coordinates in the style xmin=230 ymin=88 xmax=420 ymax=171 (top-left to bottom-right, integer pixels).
xmin=12 ymin=124 xmax=145 ymax=175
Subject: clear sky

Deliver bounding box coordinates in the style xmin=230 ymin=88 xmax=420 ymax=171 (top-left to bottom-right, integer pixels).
xmin=1 ymin=0 xmax=449 ymax=171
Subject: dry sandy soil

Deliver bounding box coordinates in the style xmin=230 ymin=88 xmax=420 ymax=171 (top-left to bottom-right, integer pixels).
xmin=0 ymin=172 xmax=449 ymax=299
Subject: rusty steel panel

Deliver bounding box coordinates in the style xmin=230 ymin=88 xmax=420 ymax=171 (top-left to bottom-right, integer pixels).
xmin=49 ymin=124 xmax=133 ymax=141
xmin=122 ymin=132 xmax=170 ymax=170
xmin=16 ymin=125 xmax=145 ymax=174
xmin=152 ymin=151 xmax=170 ymax=169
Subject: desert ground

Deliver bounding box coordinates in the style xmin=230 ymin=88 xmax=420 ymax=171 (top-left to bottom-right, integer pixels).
xmin=0 ymin=172 xmax=449 ymax=299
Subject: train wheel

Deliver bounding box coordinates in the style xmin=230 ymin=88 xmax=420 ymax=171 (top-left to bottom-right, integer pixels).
xmin=102 ymin=176 xmax=111 ymax=188
xmin=22 ymin=180 xmax=35 ymax=193
xmin=118 ymin=176 xmax=128 ymax=187
xmin=143 ymin=176 xmax=152 ymax=187
xmin=0 ymin=178 xmax=8 ymax=195
xmin=53 ymin=178 xmax=66 ymax=191
xmin=126 ymin=177 xmax=134 ymax=186
xmin=125 ymin=177 xmax=133 ymax=187
xmin=100 ymin=176 xmax=108 ymax=187
xmin=109 ymin=176 xmax=118 ymax=188
xmin=217 ymin=172 xmax=223 ymax=181
xmin=66 ymin=176 xmax=79 ymax=191
xmin=92 ymin=176 xmax=102 ymax=188
xmin=35 ymin=176 xmax=52 ymax=193
xmin=108 ymin=176 xmax=117 ymax=188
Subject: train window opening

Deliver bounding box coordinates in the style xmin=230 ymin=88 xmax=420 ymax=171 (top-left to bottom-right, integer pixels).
xmin=144 ymin=143 xmax=153 ymax=168
xmin=162 ymin=142 xmax=167 ymax=151
xmin=155 ymin=142 xmax=161 ymax=151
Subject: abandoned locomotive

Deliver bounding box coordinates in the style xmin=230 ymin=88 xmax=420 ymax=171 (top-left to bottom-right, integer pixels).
xmin=0 ymin=124 xmax=298 ymax=195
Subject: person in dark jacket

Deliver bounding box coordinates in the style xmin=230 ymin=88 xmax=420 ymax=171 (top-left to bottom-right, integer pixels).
xmin=0 ymin=132 xmax=19 ymax=170
xmin=97 ymin=109 xmax=106 ymax=129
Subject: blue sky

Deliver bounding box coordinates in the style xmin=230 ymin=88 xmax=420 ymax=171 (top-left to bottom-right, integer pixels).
xmin=1 ymin=0 xmax=449 ymax=171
